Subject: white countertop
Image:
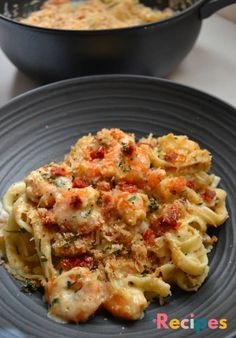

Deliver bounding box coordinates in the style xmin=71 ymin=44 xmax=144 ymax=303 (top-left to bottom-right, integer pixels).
xmin=0 ymin=14 xmax=235 ymax=108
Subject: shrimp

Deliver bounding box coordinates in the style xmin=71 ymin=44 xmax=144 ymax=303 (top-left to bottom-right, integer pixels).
xmin=64 ymin=134 xmax=95 ymax=168
xmin=46 ymin=267 xmax=108 ymax=323
xmin=25 ymin=164 xmax=72 ymax=207
xmin=98 ymin=128 xmax=136 ymax=179
xmin=121 ymin=146 xmax=151 ymax=186
xmin=52 ymin=187 xmax=103 ymax=234
xmin=113 ymin=190 xmax=148 ymax=226
xmin=103 ymin=284 xmax=147 ymax=320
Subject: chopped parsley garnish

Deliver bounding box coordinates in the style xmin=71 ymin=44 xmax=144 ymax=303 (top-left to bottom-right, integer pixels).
xmin=122 ymin=142 xmax=128 ymax=152
xmin=0 ymin=255 xmax=8 ymax=263
xmin=156 ymin=146 xmax=162 ymax=155
xmin=41 ymin=173 xmax=51 ymax=179
xmin=21 ymin=279 xmax=41 ymax=294
xmin=51 ymin=298 xmax=60 ymax=306
xmin=40 ymin=255 xmax=48 ymax=262
xmin=5 ymin=228 xmax=27 ymax=233
xmin=62 ymin=235 xmax=78 ymax=248
xmin=53 ymin=178 xmax=66 ymax=187
xmin=149 ymin=197 xmax=159 ymax=212
xmin=119 ymin=161 xmax=131 ymax=173
xmin=67 ymin=280 xmax=77 ymax=289
xmin=113 ymin=250 xmax=121 ymax=256
xmin=122 ymin=166 xmax=131 ymax=173
xmin=81 ymin=209 xmax=92 ymax=218
xmin=127 ymin=195 xmax=136 ymax=203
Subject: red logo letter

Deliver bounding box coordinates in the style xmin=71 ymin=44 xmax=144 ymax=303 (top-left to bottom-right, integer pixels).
xmin=156 ymin=313 xmax=169 ymax=329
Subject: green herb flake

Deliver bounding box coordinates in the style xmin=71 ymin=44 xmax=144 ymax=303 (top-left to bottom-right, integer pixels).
xmin=149 ymin=197 xmax=159 ymax=212
xmin=21 ymin=279 xmax=41 ymax=294
xmin=51 ymin=298 xmax=60 ymax=306
xmin=63 ymin=235 xmax=78 ymax=248
xmin=156 ymin=146 xmax=162 ymax=155
xmin=41 ymin=173 xmax=51 ymax=180
xmin=123 ymin=166 xmax=131 ymax=173
xmin=67 ymin=280 xmax=76 ymax=289
xmin=121 ymin=142 xmax=128 ymax=152
xmin=119 ymin=162 xmax=131 ymax=173
xmin=127 ymin=195 xmax=136 ymax=203
xmin=0 ymin=255 xmax=8 ymax=263
xmin=40 ymin=255 xmax=48 ymax=263
xmin=5 ymin=228 xmax=27 ymax=233
xmin=53 ymin=178 xmax=65 ymax=187
xmin=113 ymin=250 xmax=121 ymax=257
xmin=81 ymin=209 xmax=92 ymax=218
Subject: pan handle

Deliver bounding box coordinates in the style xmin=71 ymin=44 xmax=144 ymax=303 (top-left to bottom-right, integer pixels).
xmin=200 ymin=0 xmax=236 ymax=19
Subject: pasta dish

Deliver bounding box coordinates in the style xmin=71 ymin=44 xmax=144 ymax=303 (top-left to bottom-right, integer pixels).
xmin=0 ymin=128 xmax=228 ymax=323
xmin=19 ymin=0 xmax=173 ymax=30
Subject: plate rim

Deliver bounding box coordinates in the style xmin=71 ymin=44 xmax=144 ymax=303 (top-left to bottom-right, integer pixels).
xmin=0 ymin=75 xmax=235 ymax=116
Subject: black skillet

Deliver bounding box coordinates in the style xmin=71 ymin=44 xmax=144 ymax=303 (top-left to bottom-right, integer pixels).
xmin=0 ymin=0 xmax=235 ymax=82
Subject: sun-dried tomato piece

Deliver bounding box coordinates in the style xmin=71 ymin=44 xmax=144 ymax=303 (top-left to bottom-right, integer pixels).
xmin=201 ymin=189 xmax=216 ymax=203
xmin=90 ymin=146 xmax=106 ymax=160
xmin=186 ymin=180 xmax=195 ymax=190
xmin=59 ymin=255 xmax=93 ymax=271
xmin=150 ymin=204 xmax=180 ymax=235
xmin=51 ymin=166 xmax=68 ymax=177
xmin=143 ymin=229 xmax=156 ymax=244
xmin=118 ymin=181 xmax=138 ymax=193
xmin=96 ymin=181 xmax=111 ymax=191
xmin=164 ymin=152 xmax=178 ymax=162
xmin=70 ymin=195 xmax=82 ymax=208
xmin=73 ymin=178 xmax=88 ymax=189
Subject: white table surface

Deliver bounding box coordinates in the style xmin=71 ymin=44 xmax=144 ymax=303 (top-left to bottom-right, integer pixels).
xmin=0 ymin=14 xmax=235 ymax=108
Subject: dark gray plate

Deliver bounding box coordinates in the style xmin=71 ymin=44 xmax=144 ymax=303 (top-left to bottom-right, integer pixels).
xmin=0 ymin=75 xmax=235 ymax=338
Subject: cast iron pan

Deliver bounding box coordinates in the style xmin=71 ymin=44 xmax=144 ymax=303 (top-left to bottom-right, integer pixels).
xmin=0 ymin=0 xmax=235 ymax=82
xmin=0 ymin=75 xmax=235 ymax=338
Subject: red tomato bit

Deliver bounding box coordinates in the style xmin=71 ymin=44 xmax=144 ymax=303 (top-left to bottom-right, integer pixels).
xmin=43 ymin=211 xmax=57 ymax=229
xmin=186 ymin=180 xmax=195 ymax=190
xmin=150 ymin=204 xmax=180 ymax=235
xmin=51 ymin=166 xmax=68 ymax=177
xmin=73 ymin=177 xmax=88 ymax=188
xmin=96 ymin=181 xmax=111 ymax=191
xmin=70 ymin=195 xmax=82 ymax=208
xmin=164 ymin=152 xmax=178 ymax=162
xmin=123 ymin=144 xmax=135 ymax=156
xmin=90 ymin=146 xmax=106 ymax=160
xmin=118 ymin=181 xmax=138 ymax=193
xmin=143 ymin=229 xmax=156 ymax=245
xmin=201 ymin=189 xmax=216 ymax=203
xmin=59 ymin=255 xmax=93 ymax=271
